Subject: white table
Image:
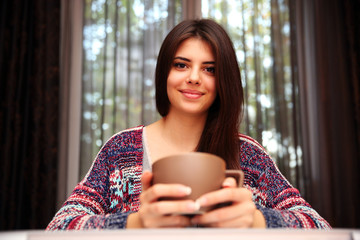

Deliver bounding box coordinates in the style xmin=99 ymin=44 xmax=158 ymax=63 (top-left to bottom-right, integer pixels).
xmin=0 ymin=229 xmax=359 ymax=240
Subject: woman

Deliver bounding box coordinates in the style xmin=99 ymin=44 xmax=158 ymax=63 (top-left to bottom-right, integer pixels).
xmin=47 ymin=19 xmax=330 ymax=229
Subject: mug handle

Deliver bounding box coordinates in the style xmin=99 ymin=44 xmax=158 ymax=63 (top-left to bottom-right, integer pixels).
xmin=213 ymin=169 xmax=245 ymax=210
xmin=225 ymin=169 xmax=244 ymax=188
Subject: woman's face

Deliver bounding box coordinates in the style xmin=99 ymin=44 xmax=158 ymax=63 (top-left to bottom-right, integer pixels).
xmin=166 ymin=38 xmax=217 ymax=118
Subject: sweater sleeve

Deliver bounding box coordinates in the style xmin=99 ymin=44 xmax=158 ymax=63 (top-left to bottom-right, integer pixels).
xmin=45 ymin=186 xmax=133 ymax=230
xmin=239 ymin=135 xmax=331 ymax=229
xmin=47 ymin=128 xmax=143 ymax=230
xmin=252 ymin=172 xmax=331 ymax=229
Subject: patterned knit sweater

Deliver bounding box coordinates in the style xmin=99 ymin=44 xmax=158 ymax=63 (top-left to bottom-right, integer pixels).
xmin=46 ymin=126 xmax=331 ymax=230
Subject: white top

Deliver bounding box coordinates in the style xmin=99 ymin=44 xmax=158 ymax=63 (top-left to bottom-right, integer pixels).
xmin=142 ymin=126 xmax=152 ymax=172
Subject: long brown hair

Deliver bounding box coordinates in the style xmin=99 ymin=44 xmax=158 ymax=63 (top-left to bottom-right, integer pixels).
xmin=155 ymin=19 xmax=244 ymax=169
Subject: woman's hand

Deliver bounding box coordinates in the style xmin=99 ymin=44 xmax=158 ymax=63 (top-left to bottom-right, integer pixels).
xmin=190 ymin=177 xmax=266 ymax=228
xmin=127 ymin=171 xmax=200 ymax=228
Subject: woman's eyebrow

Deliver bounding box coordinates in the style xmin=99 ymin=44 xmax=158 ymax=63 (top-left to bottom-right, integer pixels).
xmin=174 ymin=56 xmax=215 ymax=64
xmin=174 ymin=56 xmax=190 ymax=62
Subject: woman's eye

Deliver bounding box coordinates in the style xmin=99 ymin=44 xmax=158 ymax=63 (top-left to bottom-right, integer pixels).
xmin=205 ymin=67 xmax=215 ymax=74
xmin=174 ymin=63 xmax=187 ymax=69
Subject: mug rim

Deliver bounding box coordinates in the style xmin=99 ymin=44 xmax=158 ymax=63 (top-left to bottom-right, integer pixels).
xmin=152 ymin=152 xmax=226 ymax=169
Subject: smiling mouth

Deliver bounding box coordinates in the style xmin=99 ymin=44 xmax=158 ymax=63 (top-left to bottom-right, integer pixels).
xmin=179 ymin=89 xmax=204 ymax=99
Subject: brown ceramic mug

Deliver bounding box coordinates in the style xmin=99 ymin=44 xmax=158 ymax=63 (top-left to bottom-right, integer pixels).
xmin=151 ymin=152 xmax=244 ymax=214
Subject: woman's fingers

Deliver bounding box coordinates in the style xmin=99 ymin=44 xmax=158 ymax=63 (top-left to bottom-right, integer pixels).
xmin=196 ymin=187 xmax=252 ymax=207
xmin=141 ymin=171 xmax=153 ymax=191
xmin=196 ymin=213 xmax=254 ymax=228
xmin=141 ymin=214 xmax=192 ymax=228
xmin=138 ymin=176 xmax=200 ymax=228
xmin=191 ymin=200 xmax=256 ymax=226
xmin=140 ymin=183 xmax=192 ymax=203
xmin=139 ymin=174 xmax=256 ymax=228
xmin=191 ymin=187 xmax=257 ymax=228
xmin=142 ymin=199 xmax=200 ymax=216
xmin=138 ymin=196 xmax=199 ymax=228
xmin=222 ymin=177 xmax=238 ymax=188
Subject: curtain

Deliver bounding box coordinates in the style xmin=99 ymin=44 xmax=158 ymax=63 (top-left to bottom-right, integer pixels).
xmin=81 ymin=0 xmax=303 ymax=191
xmin=203 ymin=0 xmax=304 ymax=190
xmin=79 ymin=0 xmax=182 ymax=178
xmin=295 ymin=0 xmax=360 ymax=228
xmin=0 ymin=0 xmax=60 ymax=230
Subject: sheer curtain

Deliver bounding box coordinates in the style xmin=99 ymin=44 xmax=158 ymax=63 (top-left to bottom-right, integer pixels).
xmin=202 ymin=0 xmax=303 ymax=190
xmin=80 ymin=0 xmax=182 ymax=178
xmin=79 ymin=0 xmax=301 ymax=192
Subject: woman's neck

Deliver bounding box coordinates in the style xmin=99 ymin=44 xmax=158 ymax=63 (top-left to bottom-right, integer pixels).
xmin=145 ymin=109 xmax=208 ymax=161
xmin=161 ymin=110 xmax=207 ymax=148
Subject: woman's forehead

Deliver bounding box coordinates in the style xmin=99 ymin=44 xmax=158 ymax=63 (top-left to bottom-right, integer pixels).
xmin=174 ymin=38 xmax=215 ymax=61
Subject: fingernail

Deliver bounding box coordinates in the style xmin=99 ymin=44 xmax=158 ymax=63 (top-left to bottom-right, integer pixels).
xmin=187 ymin=201 xmax=199 ymax=211
xmin=182 ymin=186 xmax=192 ymax=195
xmin=222 ymin=180 xmax=232 ymax=188
xmin=196 ymin=197 xmax=206 ymax=206
xmin=194 ymin=200 xmax=200 ymax=211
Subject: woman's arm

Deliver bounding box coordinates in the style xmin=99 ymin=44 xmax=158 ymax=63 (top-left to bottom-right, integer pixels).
xmin=240 ymin=135 xmax=331 ymax=229
xmin=46 ymin=185 xmax=133 ymax=230
xmin=47 ymin=129 xmax=144 ymax=230
xmin=252 ymin=181 xmax=331 ymax=228
xmin=192 ymin=135 xmax=331 ymax=229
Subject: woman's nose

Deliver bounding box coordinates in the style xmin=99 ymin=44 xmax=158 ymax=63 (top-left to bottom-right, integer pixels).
xmin=187 ymin=68 xmax=201 ymax=85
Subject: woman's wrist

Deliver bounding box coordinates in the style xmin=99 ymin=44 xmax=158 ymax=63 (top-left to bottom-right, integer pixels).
xmin=252 ymin=209 xmax=266 ymax=228
xmin=126 ymin=210 xmax=265 ymax=228
xmin=126 ymin=212 xmax=143 ymax=228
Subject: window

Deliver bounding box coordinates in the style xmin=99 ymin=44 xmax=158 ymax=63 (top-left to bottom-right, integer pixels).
xmin=202 ymin=0 xmax=302 ymax=186
xmin=78 ymin=0 xmax=302 ymax=190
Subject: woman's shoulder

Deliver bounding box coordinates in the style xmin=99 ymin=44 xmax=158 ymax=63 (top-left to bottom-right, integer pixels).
xmin=237 ymin=133 xmax=277 ymax=174
xmin=238 ymin=133 xmax=267 ymax=154
xmin=101 ymin=125 xmax=144 ymax=151
xmin=108 ymin=125 xmax=144 ymax=140
xmin=115 ymin=125 xmax=144 ymax=136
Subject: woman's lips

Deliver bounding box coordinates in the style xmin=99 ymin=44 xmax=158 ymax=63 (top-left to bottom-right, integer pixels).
xmin=179 ymin=89 xmax=204 ymax=99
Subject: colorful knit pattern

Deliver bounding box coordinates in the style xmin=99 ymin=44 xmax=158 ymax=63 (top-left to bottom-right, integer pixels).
xmin=46 ymin=126 xmax=331 ymax=230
